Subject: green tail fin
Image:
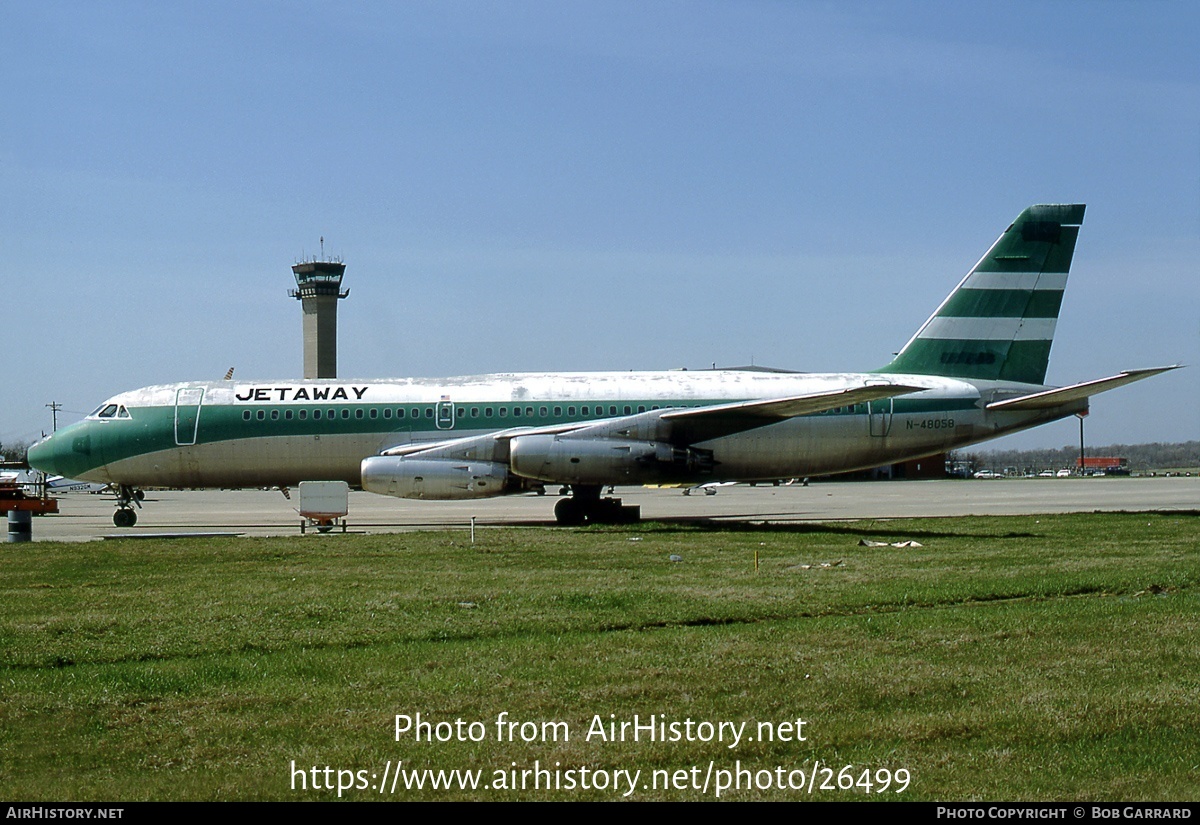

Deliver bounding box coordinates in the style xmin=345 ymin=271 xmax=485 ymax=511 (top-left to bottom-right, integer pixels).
xmin=877 ymin=203 xmax=1085 ymax=385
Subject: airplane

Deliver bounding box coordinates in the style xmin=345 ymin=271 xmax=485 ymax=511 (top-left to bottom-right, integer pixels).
xmin=45 ymin=475 xmax=110 ymax=494
xmin=27 ymin=203 xmax=1179 ymax=527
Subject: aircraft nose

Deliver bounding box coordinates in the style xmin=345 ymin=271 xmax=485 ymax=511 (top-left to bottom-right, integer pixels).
xmin=26 ymin=434 xmax=62 ymax=475
xmin=27 ymin=423 xmax=101 ymax=481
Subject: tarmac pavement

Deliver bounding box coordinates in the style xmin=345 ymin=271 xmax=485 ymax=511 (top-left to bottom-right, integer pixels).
xmin=19 ymin=476 xmax=1198 ymax=542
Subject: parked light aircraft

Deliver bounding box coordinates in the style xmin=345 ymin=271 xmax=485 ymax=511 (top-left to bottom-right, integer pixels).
xmin=28 ymin=204 xmax=1178 ymax=527
xmin=45 ymin=475 xmax=109 ymax=494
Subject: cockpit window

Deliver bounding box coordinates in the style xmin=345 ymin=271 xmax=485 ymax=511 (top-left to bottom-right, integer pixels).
xmin=116 ymin=406 xmax=131 ymax=418
xmin=97 ymin=404 xmax=119 ymax=418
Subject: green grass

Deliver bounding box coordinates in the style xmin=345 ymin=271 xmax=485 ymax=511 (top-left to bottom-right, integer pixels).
xmin=2 ymin=513 xmax=1197 ymax=800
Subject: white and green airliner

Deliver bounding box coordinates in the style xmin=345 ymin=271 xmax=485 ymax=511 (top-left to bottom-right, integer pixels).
xmin=29 ymin=204 xmax=1177 ymax=526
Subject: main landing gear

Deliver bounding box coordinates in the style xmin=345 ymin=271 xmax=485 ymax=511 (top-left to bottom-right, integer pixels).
xmin=553 ymin=484 xmax=641 ymax=526
xmin=113 ymin=484 xmax=144 ymax=527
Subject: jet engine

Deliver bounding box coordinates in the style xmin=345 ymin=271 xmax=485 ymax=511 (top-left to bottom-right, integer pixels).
xmin=360 ymin=457 xmax=511 ymax=500
xmin=508 ymin=434 xmax=713 ymax=485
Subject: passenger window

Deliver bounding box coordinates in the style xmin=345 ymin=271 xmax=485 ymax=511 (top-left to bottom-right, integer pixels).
xmin=568 ymin=406 xmax=576 ymax=416
xmin=471 ymin=408 xmax=479 ymax=418
xmin=257 ymin=410 xmax=265 ymax=420
xmin=500 ymin=407 xmax=507 ymax=417
xmin=369 ymin=409 xmax=377 ymax=419
xmin=328 ymin=409 xmax=335 ymax=419
xmin=411 ymin=408 xmax=419 ymax=419
xmin=485 ymin=407 xmax=493 ymax=417
xmin=243 ymin=410 xmax=251 ymax=421
xmin=355 ymin=409 xmax=364 ymax=419
xmin=513 ymin=407 xmax=521 ymax=417
xmin=540 ymin=406 xmax=548 ymax=417
xmin=314 ymin=410 xmax=322 ymax=420
xmin=424 ymin=408 xmax=433 ymax=418
xmin=271 ymin=410 xmax=279 ymax=420
xmin=342 ymin=409 xmax=350 ymax=419
xmin=285 ymin=410 xmax=293 ymax=420
xmin=383 ymin=408 xmax=391 ymax=419
xmin=526 ymin=407 xmax=534 ymax=417
xmin=610 ymin=406 xmax=618 ymax=416
xmin=299 ymin=409 xmax=307 ymax=420
xmin=582 ymin=406 xmax=589 ymax=416
xmin=637 ymin=405 xmax=645 ymax=413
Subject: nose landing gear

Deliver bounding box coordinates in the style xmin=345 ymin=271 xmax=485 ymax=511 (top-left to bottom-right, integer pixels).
xmin=112 ymin=484 xmax=144 ymax=527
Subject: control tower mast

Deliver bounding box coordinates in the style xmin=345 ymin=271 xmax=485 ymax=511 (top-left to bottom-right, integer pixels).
xmin=289 ymin=239 xmax=348 ymax=380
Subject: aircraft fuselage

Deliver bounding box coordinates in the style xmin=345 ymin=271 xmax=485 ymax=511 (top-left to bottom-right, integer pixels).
xmin=29 ymin=369 xmax=1082 ymax=490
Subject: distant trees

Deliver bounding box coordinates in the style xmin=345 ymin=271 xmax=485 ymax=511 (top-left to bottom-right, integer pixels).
xmin=0 ymin=439 xmax=32 ymax=464
xmin=974 ymin=441 xmax=1200 ymax=473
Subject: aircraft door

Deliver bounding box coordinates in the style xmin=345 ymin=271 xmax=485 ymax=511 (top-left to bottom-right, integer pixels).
xmin=868 ymin=398 xmax=893 ymax=437
xmin=436 ymin=399 xmax=455 ymax=430
xmin=175 ymin=388 xmax=205 ymax=445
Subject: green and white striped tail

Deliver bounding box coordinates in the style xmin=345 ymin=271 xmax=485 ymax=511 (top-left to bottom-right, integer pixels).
xmin=878 ymin=203 xmax=1085 ymax=385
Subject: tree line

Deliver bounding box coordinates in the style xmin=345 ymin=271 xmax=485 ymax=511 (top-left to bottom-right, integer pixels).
xmin=0 ymin=439 xmax=33 ymax=464
xmin=964 ymin=441 xmax=1200 ymax=473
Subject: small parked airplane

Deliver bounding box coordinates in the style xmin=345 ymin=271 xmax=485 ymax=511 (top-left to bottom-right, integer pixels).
xmin=28 ymin=204 xmax=1177 ymax=526
xmin=45 ymin=476 xmax=110 ymax=494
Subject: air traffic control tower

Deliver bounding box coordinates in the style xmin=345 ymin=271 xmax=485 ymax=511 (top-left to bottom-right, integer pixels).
xmin=289 ymin=248 xmax=348 ymax=379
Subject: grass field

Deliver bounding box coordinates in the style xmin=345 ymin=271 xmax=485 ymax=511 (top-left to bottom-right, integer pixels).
xmin=2 ymin=513 xmax=1197 ymax=801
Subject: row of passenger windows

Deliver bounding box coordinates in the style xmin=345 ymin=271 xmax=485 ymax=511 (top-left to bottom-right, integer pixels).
xmin=240 ymin=403 xmax=667 ymax=422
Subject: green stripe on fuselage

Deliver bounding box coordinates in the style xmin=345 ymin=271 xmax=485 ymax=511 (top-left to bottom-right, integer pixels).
xmin=92 ymin=399 xmax=733 ymax=469
xmin=80 ymin=393 xmax=982 ymax=474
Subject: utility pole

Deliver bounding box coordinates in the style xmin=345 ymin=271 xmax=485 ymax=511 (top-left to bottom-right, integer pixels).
xmin=46 ymin=402 xmax=62 ymax=433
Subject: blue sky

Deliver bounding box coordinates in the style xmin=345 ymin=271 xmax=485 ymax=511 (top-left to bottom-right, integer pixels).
xmin=4 ymin=1 xmax=1197 ymax=451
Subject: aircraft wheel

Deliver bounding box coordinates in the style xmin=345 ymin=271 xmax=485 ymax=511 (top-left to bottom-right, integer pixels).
xmin=113 ymin=509 xmax=137 ymax=528
xmin=554 ymin=498 xmax=585 ymax=526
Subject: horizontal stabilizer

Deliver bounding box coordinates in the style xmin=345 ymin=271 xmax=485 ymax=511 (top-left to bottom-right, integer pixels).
xmin=986 ymin=366 xmax=1182 ymax=411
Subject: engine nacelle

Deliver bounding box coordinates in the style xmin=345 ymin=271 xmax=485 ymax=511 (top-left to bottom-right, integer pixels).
xmin=508 ymin=435 xmax=712 ymax=485
xmin=360 ymin=456 xmax=511 ymax=500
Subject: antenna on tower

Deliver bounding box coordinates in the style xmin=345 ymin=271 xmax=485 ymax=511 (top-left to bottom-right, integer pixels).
xmin=320 ymin=236 xmax=325 ymax=258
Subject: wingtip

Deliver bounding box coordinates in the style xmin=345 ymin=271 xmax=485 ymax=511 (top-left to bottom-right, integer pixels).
xmin=1120 ymin=365 xmax=1184 ymax=376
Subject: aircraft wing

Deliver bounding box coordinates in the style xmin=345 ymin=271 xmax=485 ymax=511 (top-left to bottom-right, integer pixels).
xmin=378 ymin=422 xmax=590 ymax=458
xmin=655 ymin=383 xmax=926 ymax=444
xmin=375 ymin=382 xmax=925 ymax=461
xmin=986 ymin=366 xmax=1182 ymax=412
